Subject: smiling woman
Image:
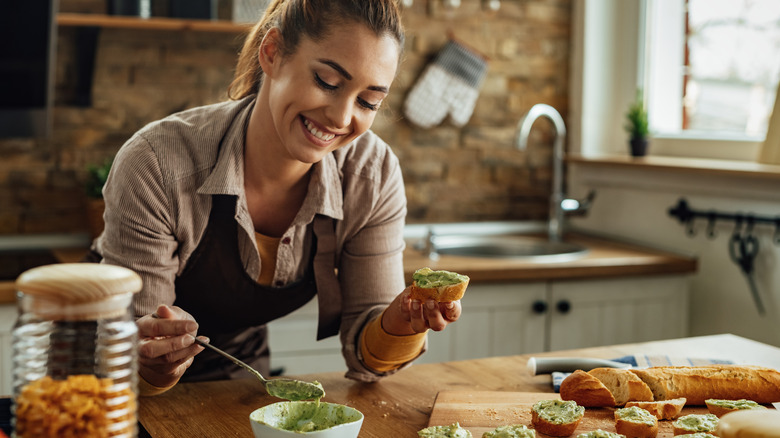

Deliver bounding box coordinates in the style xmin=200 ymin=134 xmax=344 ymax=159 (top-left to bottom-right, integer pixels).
xmin=85 ymin=0 xmax=466 ymax=398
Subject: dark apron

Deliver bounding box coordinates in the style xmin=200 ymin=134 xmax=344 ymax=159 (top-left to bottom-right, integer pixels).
xmin=85 ymin=193 xmax=344 ymax=382
xmin=175 ymin=194 xmax=321 ymax=382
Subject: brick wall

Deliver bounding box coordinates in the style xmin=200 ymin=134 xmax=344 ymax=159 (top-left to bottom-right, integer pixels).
xmin=0 ymin=0 xmax=570 ymax=235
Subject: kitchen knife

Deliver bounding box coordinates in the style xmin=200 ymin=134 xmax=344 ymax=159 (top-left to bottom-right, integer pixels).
xmin=527 ymin=357 xmax=632 ymax=375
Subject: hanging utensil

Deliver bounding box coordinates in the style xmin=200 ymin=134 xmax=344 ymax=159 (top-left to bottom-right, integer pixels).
xmin=728 ymin=219 xmax=765 ymax=316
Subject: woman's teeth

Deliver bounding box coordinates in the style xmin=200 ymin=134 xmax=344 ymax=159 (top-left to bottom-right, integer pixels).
xmin=304 ymin=119 xmax=335 ymax=141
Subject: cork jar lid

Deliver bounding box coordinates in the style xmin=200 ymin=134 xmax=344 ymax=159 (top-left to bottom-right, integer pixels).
xmin=15 ymin=263 xmax=142 ymax=320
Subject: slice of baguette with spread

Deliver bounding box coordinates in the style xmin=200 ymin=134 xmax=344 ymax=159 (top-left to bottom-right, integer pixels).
xmin=560 ymin=370 xmax=617 ymax=407
xmin=630 ymin=365 xmax=780 ymax=404
xmin=704 ymin=398 xmax=768 ymax=417
xmin=531 ymin=399 xmax=585 ymax=437
xmin=409 ymin=267 xmax=469 ymax=302
xmin=625 ymin=397 xmax=687 ymax=420
xmin=589 ymin=367 xmax=654 ymax=406
xmin=614 ymin=406 xmax=658 ymax=438
xmin=672 ymin=413 xmax=719 ymax=435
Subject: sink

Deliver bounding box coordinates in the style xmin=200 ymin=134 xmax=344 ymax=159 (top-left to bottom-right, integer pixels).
xmin=431 ymin=234 xmax=588 ymax=262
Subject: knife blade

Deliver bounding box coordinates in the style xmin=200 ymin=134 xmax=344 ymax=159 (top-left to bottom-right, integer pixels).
xmin=527 ymin=357 xmax=632 ymax=375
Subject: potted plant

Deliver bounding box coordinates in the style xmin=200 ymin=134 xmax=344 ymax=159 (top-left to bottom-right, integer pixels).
xmin=625 ymin=89 xmax=650 ymax=157
xmin=85 ymin=156 xmax=113 ymax=239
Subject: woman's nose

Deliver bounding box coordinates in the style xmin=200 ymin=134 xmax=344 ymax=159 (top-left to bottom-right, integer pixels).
xmin=325 ymin=98 xmax=353 ymax=129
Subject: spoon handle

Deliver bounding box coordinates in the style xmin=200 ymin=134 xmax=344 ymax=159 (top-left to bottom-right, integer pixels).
xmin=192 ymin=337 xmax=267 ymax=383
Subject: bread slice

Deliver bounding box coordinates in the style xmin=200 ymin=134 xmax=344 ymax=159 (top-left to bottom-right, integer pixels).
xmin=560 ymin=370 xmax=617 ymax=407
xmin=625 ymin=397 xmax=687 ymax=420
xmin=589 ymin=367 xmax=653 ymax=406
xmin=614 ymin=406 xmax=659 ymax=438
xmin=704 ymin=398 xmax=768 ymax=417
xmin=630 ymin=365 xmax=780 ymax=404
xmin=409 ymin=267 xmax=469 ymax=302
xmin=672 ymin=413 xmax=719 ymax=435
xmin=531 ymin=399 xmax=584 ymax=437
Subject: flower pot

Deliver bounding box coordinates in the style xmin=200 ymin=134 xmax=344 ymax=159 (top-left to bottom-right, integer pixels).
xmin=629 ymin=137 xmax=649 ymax=157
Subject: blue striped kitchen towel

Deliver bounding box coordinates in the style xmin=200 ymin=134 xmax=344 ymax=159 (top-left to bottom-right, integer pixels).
xmin=552 ymin=355 xmax=734 ymax=392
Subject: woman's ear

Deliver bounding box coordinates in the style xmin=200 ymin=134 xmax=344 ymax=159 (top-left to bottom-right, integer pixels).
xmin=258 ymin=27 xmax=282 ymax=77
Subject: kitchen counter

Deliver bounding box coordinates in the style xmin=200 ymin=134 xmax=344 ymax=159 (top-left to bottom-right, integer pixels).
xmin=403 ymin=232 xmax=698 ymax=283
xmin=136 ymin=334 xmax=780 ymax=437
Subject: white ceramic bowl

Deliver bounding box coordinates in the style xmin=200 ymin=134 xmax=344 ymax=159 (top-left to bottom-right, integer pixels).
xmin=249 ymin=401 xmax=364 ymax=438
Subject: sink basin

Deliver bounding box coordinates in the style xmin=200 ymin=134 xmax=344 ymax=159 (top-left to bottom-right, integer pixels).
xmin=431 ymin=234 xmax=588 ymax=262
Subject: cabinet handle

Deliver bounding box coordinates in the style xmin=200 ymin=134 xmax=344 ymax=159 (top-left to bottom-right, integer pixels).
xmin=531 ymin=300 xmax=548 ymax=314
xmin=556 ymin=300 xmax=571 ymax=314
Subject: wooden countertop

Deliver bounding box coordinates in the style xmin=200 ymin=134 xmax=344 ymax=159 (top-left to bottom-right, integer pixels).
xmin=403 ymin=232 xmax=698 ymax=283
xmin=136 ymin=334 xmax=780 ymax=437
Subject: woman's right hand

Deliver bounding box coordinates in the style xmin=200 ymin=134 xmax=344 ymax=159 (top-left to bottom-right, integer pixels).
xmin=136 ymin=304 xmax=205 ymax=388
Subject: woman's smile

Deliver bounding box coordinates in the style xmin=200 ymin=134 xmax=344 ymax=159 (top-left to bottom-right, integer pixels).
xmin=301 ymin=116 xmax=336 ymax=143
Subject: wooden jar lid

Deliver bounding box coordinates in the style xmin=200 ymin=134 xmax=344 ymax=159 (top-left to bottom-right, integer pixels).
xmin=15 ymin=263 xmax=142 ymax=319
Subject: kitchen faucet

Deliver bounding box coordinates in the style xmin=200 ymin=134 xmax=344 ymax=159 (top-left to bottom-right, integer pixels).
xmin=516 ymin=104 xmax=594 ymax=242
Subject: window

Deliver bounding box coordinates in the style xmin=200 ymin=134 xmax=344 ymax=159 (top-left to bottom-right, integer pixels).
xmin=645 ymin=0 xmax=780 ymax=139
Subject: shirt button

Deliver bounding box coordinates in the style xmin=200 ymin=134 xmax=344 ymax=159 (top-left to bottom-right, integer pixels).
xmin=275 ymin=280 xmax=284 ymax=287
xmin=281 ymin=237 xmax=291 ymax=244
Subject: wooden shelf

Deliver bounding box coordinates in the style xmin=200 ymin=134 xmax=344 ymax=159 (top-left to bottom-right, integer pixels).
xmin=57 ymin=12 xmax=251 ymax=33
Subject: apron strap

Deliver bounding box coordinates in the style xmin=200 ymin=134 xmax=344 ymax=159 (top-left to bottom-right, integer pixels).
xmin=312 ymin=215 xmax=341 ymax=340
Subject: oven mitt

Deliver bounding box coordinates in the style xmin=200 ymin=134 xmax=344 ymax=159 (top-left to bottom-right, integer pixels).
xmin=403 ymin=40 xmax=488 ymax=128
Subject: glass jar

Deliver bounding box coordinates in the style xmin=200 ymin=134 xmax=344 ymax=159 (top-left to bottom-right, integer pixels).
xmin=12 ymin=263 xmax=142 ymax=438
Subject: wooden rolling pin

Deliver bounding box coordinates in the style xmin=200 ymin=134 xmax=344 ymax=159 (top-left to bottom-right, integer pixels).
xmin=716 ymin=410 xmax=780 ymax=438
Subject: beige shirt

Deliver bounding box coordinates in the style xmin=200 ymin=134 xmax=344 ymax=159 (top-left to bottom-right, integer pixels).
xmin=92 ymin=95 xmax=411 ymax=382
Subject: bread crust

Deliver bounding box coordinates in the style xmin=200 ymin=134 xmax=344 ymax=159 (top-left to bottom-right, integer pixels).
xmin=531 ymin=408 xmax=582 ymax=437
xmin=625 ymin=398 xmax=687 ymax=420
xmin=629 ymin=365 xmax=780 ymax=405
xmin=614 ymin=416 xmax=658 ymax=438
xmin=560 ymin=370 xmax=617 ymax=407
xmin=589 ymin=367 xmax=654 ymax=406
xmin=409 ymin=278 xmax=469 ymax=302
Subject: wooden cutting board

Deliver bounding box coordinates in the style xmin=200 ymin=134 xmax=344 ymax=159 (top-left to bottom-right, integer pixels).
xmin=428 ymin=391 xmax=712 ymax=437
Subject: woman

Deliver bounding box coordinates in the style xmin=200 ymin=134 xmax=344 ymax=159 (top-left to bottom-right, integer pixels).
xmin=88 ymin=0 xmax=463 ymax=395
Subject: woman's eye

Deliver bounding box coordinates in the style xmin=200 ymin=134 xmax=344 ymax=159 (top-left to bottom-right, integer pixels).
xmin=314 ymin=73 xmax=337 ymax=91
xmin=357 ymin=97 xmax=380 ymax=111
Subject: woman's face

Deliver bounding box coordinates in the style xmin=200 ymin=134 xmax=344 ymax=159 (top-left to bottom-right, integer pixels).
xmin=260 ymin=22 xmax=400 ymax=165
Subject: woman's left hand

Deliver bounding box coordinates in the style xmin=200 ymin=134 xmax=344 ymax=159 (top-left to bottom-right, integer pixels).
xmin=381 ymin=287 xmax=462 ymax=335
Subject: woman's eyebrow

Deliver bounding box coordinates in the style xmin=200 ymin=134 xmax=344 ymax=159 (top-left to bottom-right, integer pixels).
xmin=318 ymin=58 xmax=389 ymax=94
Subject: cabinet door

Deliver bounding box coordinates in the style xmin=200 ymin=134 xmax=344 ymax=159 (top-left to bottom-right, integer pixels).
xmin=548 ymin=275 xmax=690 ymax=351
xmin=417 ymin=282 xmax=548 ymax=364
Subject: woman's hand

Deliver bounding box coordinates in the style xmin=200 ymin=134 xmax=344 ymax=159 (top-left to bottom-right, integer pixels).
xmin=136 ymin=304 xmax=205 ymax=388
xmin=381 ymin=287 xmax=462 ymax=335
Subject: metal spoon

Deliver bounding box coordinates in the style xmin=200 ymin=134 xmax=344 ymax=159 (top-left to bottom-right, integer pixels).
xmin=192 ymin=337 xmax=325 ymax=401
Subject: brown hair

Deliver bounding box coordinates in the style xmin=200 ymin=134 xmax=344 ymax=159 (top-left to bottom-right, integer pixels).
xmin=228 ymin=0 xmax=405 ymax=100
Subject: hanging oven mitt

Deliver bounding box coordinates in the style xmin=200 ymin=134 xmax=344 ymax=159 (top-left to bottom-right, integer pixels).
xmin=403 ymin=40 xmax=488 ymax=128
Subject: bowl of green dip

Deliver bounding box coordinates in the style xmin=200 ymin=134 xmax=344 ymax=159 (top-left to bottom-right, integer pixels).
xmin=249 ymin=401 xmax=363 ymax=437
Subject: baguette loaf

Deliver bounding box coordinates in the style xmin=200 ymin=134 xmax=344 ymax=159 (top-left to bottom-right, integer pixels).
xmin=560 ymin=370 xmax=617 ymax=407
xmin=409 ymin=267 xmax=469 ymax=302
xmin=589 ymin=367 xmax=654 ymax=406
xmin=630 ymin=365 xmax=780 ymax=405
xmin=624 ymin=397 xmax=687 ymax=420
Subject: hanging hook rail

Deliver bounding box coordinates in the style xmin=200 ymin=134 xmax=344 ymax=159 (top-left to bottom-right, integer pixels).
xmin=668 ymin=198 xmax=780 ymax=244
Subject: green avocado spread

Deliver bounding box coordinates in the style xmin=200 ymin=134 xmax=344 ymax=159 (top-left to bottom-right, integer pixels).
xmin=413 ymin=267 xmax=469 ymax=288
xmin=674 ymin=434 xmax=718 ymax=438
xmin=418 ymin=422 xmax=472 ymax=438
xmin=253 ymin=401 xmax=361 ymax=432
xmin=706 ymin=398 xmax=766 ymax=410
xmin=673 ymin=414 xmax=719 ymax=432
xmin=265 ymin=379 xmax=325 ymax=401
xmin=533 ymin=400 xmax=585 ymax=424
xmin=577 ymin=430 xmax=625 ymax=438
xmin=615 ymin=406 xmax=656 ymax=426
xmin=483 ymin=424 xmax=535 ymax=438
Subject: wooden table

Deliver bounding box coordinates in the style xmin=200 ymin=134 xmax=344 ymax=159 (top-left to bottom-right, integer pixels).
xmin=137 ymin=334 xmax=780 ymax=437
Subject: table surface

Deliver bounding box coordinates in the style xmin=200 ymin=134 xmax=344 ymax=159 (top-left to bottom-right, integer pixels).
xmin=137 ymin=334 xmax=780 ymax=437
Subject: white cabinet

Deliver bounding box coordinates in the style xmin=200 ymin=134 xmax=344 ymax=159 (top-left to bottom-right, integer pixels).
xmin=266 ymin=274 xmax=691 ymax=374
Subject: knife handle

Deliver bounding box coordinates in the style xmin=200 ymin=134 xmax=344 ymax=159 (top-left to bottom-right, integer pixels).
xmin=527 ymin=357 xmax=631 ymax=375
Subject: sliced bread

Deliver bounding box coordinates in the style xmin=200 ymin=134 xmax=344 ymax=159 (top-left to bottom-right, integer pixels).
xmin=672 ymin=413 xmax=719 ymax=435
xmin=589 ymin=367 xmax=654 ymax=406
xmin=560 ymin=370 xmax=617 ymax=407
xmin=614 ymin=406 xmax=659 ymax=438
xmin=704 ymin=398 xmax=767 ymax=417
xmin=531 ymin=399 xmax=585 ymax=437
xmin=624 ymin=397 xmax=687 ymax=420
